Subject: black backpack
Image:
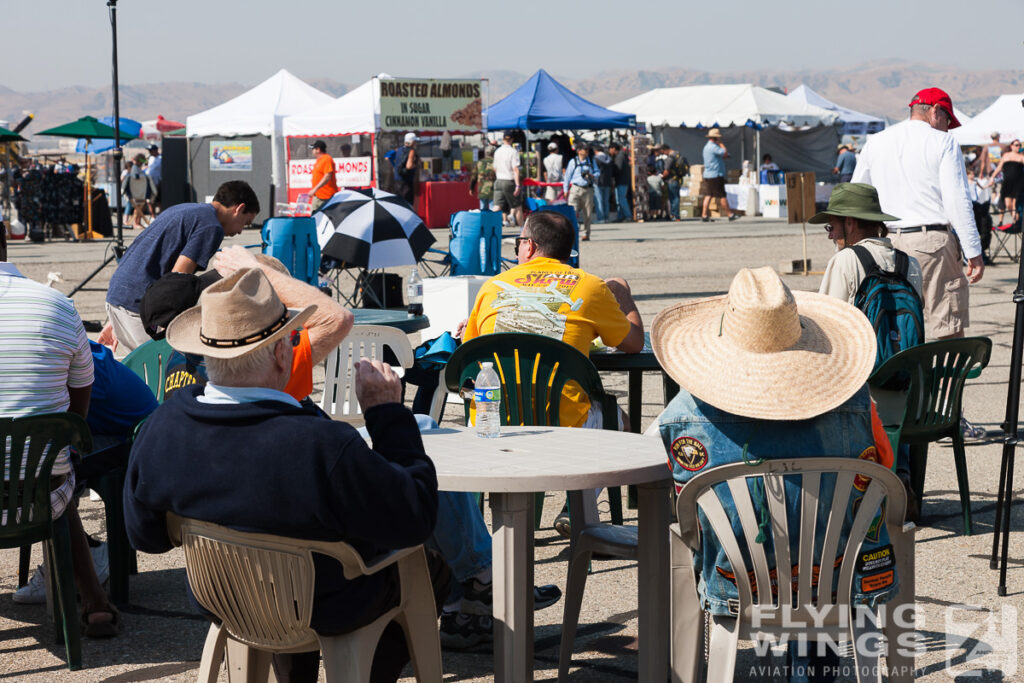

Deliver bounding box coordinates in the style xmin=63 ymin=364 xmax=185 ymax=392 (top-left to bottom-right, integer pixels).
xmin=850 ymin=245 xmax=925 ymax=371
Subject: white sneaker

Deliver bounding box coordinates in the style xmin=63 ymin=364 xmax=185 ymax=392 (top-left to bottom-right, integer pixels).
xmin=12 ymin=565 xmax=48 ymax=604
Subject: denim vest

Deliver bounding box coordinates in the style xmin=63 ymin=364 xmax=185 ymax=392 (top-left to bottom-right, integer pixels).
xmin=659 ymin=386 xmax=898 ymax=616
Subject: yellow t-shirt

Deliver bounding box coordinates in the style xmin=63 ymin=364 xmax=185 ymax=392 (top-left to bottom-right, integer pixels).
xmin=463 ymin=257 xmax=631 ymax=427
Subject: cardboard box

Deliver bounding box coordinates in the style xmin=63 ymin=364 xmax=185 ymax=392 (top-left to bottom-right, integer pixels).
xmin=689 ymin=164 xmax=704 ymax=180
xmin=678 ymin=206 xmax=696 ymax=218
xmin=760 ymin=184 xmax=787 ymax=218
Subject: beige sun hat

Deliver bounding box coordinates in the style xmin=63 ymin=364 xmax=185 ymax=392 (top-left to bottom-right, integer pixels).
xmin=651 ymin=266 xmax=876 ymax=420
xmin=166 ymin=267 xmax=315 ymax=359
xmin=706 ymin=128 xmax=722 ymax=138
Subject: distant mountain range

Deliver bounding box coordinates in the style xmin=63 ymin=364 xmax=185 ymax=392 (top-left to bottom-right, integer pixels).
xmin=3 ymin=60 xmax=1022 ymax=146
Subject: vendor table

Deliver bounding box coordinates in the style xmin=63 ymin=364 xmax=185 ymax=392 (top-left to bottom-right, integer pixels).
xmin=350 ymin=309 xmax=429 ymax=333
xmin=416 ymin=181 xmax=479 ymax=229
xmin=418 ymin=426 xmax=672 ymax=682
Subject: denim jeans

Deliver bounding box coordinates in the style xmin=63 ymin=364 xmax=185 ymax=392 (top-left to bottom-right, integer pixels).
xmin=667 ymin=179 xmax=680 ymax=219
xmin=615 ymin=184 xmax=631 ymax=221
xmin=359 ymin=415 xmax=491 ymax=598
xmin=594 ymin=186 xmax=611 ymax=223
xmin=479 ymin=199 xmax=491 ymax=211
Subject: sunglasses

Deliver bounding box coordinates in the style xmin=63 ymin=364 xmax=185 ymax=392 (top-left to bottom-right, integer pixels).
xmin=514 ymin=236 xmax=533 ymax=250
xmin=823 ymin=224 xmax=837 ymax=233
xmin=290 ymin=328 xmax=303 ymax=347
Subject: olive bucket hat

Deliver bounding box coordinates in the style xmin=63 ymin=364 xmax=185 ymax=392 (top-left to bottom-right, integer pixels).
xmin=808 ymin=182 xmax=900 ymax=224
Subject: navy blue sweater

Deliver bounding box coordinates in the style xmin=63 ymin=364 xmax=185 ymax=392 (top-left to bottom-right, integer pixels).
xmin=124 ymin=386 xmax=438 ymax=633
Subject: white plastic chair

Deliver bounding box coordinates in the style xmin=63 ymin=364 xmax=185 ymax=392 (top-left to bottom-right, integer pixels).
xmin=671 ymin=457 xmax=916 ymax=683
xmin=320 ymin=325 xmax=415 ymax=427
xmin=166 ymin=513 xmax=442 ymax=683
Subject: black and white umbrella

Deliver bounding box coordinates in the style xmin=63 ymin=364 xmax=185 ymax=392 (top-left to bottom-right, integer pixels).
xmin=314 ymin=188 xmax=436 ymax=269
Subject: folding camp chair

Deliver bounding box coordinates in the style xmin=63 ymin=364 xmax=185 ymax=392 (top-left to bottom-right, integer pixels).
xmin=991 ymin=209 xmax=1022 ymax=263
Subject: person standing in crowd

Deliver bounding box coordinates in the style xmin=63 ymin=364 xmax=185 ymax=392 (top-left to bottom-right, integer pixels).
xmin=564 ymin=142 xmax=599 ymax=240
xmin=989 ymin=139 xmax=1024 ymax=224
xmin=439 ymin=130 xmax=453 ymax=172
xmin=594 ymin=144 xmax=615 ymax=223
xmin=979 ymin=131 xmax=1005 ymax=178
xmin=700 ymin=129 xmax=738 ymax=222
xmin=307 ymin=140 xmax=337 ymax=212
xmin=492 ymin=131 xmax=523 ymax=226
xmin=122 ymin=154 xmax=156 ymax=230
xmin=145 ymin=144 xmax=162 ymax=213
xmin=967 ymin=168 xmax=994 ymax=264
xmin=393 ymin=133 xmax=420 ymax=205
xmin=609 ymin=142 xmax=631 ymax=221
xmin=853 ymin=86 xmax=987 ymax=440
xmin=101 ymin=180 xmax=259 ymax=352
xmin=834 ymin=144 xmax=857 ymax=182
xmin=471 ymin=145 xmax=496 ymax=211
xmin=659 ymin=144 xmax=680 ymax=221
xmin=542 ymin=142 xmax=563 ymax=202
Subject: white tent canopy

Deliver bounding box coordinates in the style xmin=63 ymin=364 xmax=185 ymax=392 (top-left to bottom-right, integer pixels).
xmin=609 ymin=84 xmax=839 ymax=128
xmin=952 ymin=94 xmax=1024 ymax=146
xmin=186 ymin=69 xmax=333 ymax=213
xmin=186 ymin=69 xmax=334 ymax=137
xmin=787 ymin=84 xmax=884 ymax=136
xmin=281 ymin=75 xmax=390 ymax=137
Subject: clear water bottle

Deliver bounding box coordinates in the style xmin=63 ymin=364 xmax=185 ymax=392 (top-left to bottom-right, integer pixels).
xmin=406 ymin=266 xmax=423 ymax=316
xmin=474 ymin=362 xmax=501 ymax=438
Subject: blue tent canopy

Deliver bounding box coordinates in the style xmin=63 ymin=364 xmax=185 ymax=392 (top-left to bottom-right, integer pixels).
xmin=485 ymin=69 xmax=635 ymax=131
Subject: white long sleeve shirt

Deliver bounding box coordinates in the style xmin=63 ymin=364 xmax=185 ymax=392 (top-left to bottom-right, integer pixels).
xmin=852 ymin=119 xmax=981 ymax=259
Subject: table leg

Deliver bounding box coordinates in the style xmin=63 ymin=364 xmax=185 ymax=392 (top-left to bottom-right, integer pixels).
xmin=637 ymin=479 xmax=671 ymax=683
xmin=628 ymin=369 xmax=642 ymax=434
xmin=489 ymin=491 xmax=536 ymax=683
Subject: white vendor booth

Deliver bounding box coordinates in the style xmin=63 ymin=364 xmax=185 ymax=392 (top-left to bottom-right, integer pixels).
xmin=952 ymin=93 xmax=1024 ymax=146
xmin=186 ymin=69 xmax=334 ymax=224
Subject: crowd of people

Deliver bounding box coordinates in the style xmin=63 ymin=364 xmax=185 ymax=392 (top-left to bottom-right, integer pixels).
xmin=0 ymin=83 xmax=1000 ymax=682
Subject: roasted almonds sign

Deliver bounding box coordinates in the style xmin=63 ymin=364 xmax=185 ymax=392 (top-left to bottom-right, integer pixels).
xmin=379 ymin=78 xmax=485 ymax=132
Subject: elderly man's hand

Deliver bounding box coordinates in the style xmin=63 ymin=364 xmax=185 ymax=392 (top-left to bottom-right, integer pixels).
xmin=211 ymin=245 xmax=261 ymax=278
xmin=966 ymin=255 xmax=985 ymax=283
xmin=354 ymin=359 xmax=402 ymax=411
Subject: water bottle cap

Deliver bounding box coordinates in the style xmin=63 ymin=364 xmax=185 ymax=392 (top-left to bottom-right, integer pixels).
xmin=481 ymin=361 xmax=493 ymax=368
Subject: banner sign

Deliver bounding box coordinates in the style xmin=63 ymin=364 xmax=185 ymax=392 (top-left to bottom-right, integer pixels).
xmin=379 ymin=78 xmax=484 ymax=132
xmin=210 ymin=140 xmax=252 ymax=171
xmin=287 ymin=156 xmax=373 ymax=203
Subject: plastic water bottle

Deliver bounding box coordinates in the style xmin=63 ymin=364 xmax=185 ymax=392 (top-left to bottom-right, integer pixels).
xmin=474 ymin=362 xmax=501 ymax=438
xmin=406 ymin=266 xmax=423 ymax=316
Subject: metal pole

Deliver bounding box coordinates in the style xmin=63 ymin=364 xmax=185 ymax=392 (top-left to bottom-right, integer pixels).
xmin=108 ymin=0 xmax=124 ymax=257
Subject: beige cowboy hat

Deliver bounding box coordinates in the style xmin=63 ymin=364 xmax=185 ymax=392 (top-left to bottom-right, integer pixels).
xmin=706 ymin=128 xmax=722 ymax=138
xmin=166 ymin=267 xmax=315 ymax=359
xmin=651 ymin=266 xmax=876 ymax=420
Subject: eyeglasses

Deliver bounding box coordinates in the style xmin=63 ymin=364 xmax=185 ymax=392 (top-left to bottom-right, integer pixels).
xmin=514 ymin=236 xmax=533 ymax=250
xmin=290 ymin=328 xmax=303 ymax=347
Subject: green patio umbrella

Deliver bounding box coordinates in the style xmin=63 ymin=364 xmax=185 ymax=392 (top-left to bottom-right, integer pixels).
xmin=0 ymin=125 xmax=26 ymax=142
xmin=36 ymin=115 xmax=135 ymax=142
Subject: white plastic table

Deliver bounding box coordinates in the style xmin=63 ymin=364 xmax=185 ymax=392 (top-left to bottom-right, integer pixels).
xmin=419 ymin=426 xmax=672 ymax=682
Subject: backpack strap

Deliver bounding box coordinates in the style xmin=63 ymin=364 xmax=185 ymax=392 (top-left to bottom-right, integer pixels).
xmin=850 ymin=244 xmax=877 ymax=274
xmin=893 ymin=248 xmax=911 ymax=278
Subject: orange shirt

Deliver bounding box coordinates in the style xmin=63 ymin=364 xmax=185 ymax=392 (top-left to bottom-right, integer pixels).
xmin=311 ymin=154 xmax=338 ymax=200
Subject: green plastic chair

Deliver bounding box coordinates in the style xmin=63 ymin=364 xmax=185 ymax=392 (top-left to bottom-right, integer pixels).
xmin=122 ymin=338 xmax=174 ymax=404
xmin=443 ymin=332 xmax=625 ymax=527
xmin=2 ymin=413 xmax=92 ymax=670
xmin=868 ymin=337 xmax=992 ymax=535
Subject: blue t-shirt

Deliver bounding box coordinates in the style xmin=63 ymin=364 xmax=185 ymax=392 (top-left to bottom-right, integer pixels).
xmin=86 ymin=341 xmax=159 ymax=437
xmin=836 ymin=150 xmax=857 ymax=175
xmin=702 ymin=141 xmax=726 ymax=178
xmin=106 ymin=203 xmax=224 ymax=312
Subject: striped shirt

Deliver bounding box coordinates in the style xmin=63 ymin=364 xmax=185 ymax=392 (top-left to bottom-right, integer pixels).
xmin=1 ymin=263 xmax=94 ymax=479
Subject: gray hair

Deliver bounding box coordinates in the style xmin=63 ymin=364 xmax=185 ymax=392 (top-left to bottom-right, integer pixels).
xmin=205 ymin=343 xmax=278 ymax=386
xmin=910 ymin=104 xmax=933 ymax=119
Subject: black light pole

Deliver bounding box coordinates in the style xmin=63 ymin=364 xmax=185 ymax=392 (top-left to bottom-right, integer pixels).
xmin=69 ymin=0 xmax=124 ymax=296
xmin=990 ymin=96 xmax=1024 ymax=596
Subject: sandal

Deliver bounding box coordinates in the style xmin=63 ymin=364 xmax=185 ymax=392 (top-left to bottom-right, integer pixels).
xmin=81 ymin=602 xmax=121 ymax=638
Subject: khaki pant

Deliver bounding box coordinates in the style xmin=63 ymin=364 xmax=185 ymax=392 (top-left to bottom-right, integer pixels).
xmin=105 ymin=302 xmax=151 ymax=354
xmin=889 ymin=228 xmax=969 ymax=339
xmin=568 ymin=185 xmax=595 ymax=238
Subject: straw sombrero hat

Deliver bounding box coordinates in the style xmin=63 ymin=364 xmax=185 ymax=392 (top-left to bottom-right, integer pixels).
xmin=166 ymin=267 xmax=315 ymax=359
xmin=651 ymin=266 xmax=876 ymax=420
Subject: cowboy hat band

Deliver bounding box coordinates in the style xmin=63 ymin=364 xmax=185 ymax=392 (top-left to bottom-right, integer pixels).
xmin=166 ymin=267 xmax=315 ymax=359
xmin=651 ymin=266 xmax=876 ymax=421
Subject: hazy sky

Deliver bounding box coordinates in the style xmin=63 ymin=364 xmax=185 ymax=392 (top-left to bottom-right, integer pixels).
xmin=4 ymin=0 xmax=1021 ymax=92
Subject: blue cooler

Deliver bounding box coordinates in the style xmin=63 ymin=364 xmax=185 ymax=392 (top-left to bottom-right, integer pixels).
xmin=449 ymin=210 xmax=503 ymax=276
xmin=261 ymin=217 xmax=320 ymax=285
xmin=534 ymin=204 xmax=580 ymax=268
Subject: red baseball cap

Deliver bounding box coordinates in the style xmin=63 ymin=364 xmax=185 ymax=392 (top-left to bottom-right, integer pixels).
xmin=909 ymin=88 xmax=961 ymax=129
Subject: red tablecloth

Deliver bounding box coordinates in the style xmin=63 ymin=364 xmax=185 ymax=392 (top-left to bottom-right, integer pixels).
xmin=415 ymin=181 xmax=479 ymax=229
